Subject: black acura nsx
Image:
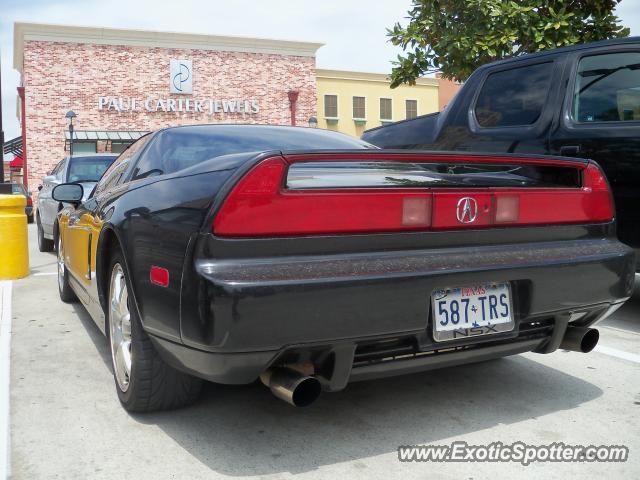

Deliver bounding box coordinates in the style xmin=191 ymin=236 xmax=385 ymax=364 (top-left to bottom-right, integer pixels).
xmin=52 ymin=124 xmax=635 ymax=411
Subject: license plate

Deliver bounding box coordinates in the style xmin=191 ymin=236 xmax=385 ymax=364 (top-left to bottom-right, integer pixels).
xmin=431 ymin=283 xmax=514 ymax=342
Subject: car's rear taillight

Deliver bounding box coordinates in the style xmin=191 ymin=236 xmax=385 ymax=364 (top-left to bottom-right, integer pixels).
xmin=26 ymin=196 xmax=32 ymax=206
xmin=213 ymin=155 xmax=614 ymax=238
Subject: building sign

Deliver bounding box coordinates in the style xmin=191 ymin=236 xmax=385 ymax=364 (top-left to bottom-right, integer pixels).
xmin=170 ymin=59 xmax=192 ymax=94
xmin=97 ymin=59 xmax=260 ymax=115
xmin=98 ymin=96 xmax=260 ymax=115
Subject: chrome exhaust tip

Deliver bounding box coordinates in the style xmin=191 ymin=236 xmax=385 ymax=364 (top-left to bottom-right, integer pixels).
xmin=260 ymin=367 xmax=322 ymax=407
xmin=560 ymin=326 xmax=599 ymax=353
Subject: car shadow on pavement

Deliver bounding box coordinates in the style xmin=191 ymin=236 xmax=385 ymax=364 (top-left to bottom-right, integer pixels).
xmin=71 ymin=302 xmax=112 ymax=367
xmin=130 ymin=354 xmax=601 ymax=476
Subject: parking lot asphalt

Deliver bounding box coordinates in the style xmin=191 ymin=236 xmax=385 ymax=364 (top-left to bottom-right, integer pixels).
xmin=4 ymin=224 xmax=640 ymax=479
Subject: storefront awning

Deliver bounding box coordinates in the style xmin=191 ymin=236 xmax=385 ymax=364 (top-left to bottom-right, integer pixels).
xmin=10 ymin=155 xmax=24 ymax=168
xmin=64 ymin=130 xmax=149 ymax=141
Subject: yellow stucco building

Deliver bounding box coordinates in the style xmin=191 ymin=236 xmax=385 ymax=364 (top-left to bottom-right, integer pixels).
xmin=315 ymin=69 xmax=440 ymax=138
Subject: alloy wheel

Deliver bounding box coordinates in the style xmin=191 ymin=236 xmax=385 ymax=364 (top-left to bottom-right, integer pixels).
xmin=109 ymin=263 xmax=132 ymax=392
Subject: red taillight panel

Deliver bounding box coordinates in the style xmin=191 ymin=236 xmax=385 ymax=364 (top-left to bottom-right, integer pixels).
xmin=213 ymin=155 xmax=614 ymax=238
xmin=214 ymin=158 xmax=434 ymax=236
xmin=581 ymin=162 xmax=616 ymax=222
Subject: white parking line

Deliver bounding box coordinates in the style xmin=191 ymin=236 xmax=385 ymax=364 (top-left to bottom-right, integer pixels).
xmin=0 ymin=281 xmax=12 ymax=480
xmin=595 ymin=345 xmax=640 ymax=364
xmin=32 ymin=272 xmax=57 ymax=277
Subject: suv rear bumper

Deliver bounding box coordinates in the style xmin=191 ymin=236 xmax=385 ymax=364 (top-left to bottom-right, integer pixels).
xmin=152 ymin=237 xmax=635 ymax=387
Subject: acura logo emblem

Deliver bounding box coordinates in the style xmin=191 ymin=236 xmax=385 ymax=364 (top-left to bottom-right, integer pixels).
xmin=456 ymin=197 xmax=478 ymax=223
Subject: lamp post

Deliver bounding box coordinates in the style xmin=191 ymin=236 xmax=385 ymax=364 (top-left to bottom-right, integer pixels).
xmin=65 ymin=110 xmax=76 ymax=158
xmin=287 ymin=90 xmax=299 ymax=126
xmin=308 ymin=116 xmax=318 ymax=128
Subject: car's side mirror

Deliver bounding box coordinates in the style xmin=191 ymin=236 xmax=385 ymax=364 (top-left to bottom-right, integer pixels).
xmin=38 ymin=184 xmax=43 ymax=191
xmin=43 ymin=175 xmax=56 ymax=184
xmin=52 ymin=183 xmax=84 ymax=204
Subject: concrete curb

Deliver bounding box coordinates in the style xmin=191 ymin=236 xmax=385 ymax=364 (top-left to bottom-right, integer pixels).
xmin=0 ymin=281 xmax=12 ymax=480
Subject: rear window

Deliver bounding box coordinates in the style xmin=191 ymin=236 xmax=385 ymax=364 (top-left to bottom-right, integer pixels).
xmin=573 ymin=52 xmax=640 ymax=123
xmin=475 ymin=63 xmax=553 ymax=127
xmin=68 ymin=156 xmax=117 ymax=182
xmin=132 ymin=126 xmax=373 ymax=180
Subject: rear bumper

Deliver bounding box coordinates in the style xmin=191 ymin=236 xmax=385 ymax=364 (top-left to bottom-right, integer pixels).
xmin=154 ymin=237 xmax=635 ymax=386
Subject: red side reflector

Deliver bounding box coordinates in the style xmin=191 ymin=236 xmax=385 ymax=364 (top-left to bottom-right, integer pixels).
xmin=213 ymin=156 xmax=614 ymax=237
xmin=150 ymin=266 xmax=169 ymax=287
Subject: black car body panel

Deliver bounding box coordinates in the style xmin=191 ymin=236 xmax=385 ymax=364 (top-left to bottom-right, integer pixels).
xmin=362 ymin=37 xmax=640 ymax=255
xmin=56 ymin=124 xmax=635 ymax=395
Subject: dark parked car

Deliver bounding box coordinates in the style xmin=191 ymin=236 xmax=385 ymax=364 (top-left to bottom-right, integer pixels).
xmin=11 ymin=183 xmax=33 ymax=223
xmin=52 ymin=124 xmax=634 ymax=412
xmin=363 ymin=37 xmax=640 ymax=264
xmin=36 ymin=153 xmax=117 ymax=252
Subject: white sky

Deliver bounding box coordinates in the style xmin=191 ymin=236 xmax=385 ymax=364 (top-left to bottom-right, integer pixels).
xmin=1 ymin=0 xmax=639 ymax=140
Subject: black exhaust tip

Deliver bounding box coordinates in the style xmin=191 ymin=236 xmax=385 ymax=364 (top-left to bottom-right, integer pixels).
xmin=261 ymin=367 xmax=322 ymax=407
xmin=291 ymin=376 xmax=322 ymax=407
xmin=560 ymin=326 xmax=599 ymax=353
xmin=580 ymin=328 xmax=599 ymax=353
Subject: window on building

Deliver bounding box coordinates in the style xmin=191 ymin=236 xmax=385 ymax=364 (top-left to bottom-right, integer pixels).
xmin=572 ymin=52 xmax=640 ymax=123
xmin=324 ymin=95 xmax=338 ymax=118
xmin=73 ymin=142 xmax=97 ymax=154
xmin=353 ymin=96 xmax=366 ymax=119
xmin=111 ymin=142 xmax=132 ymax=154
xmin=474 ymin=62 xmax=552 ymax=127
xmin=406 ymin=99 xmax=418 ymax=119
xmin=380 ymin=98 xmax=392 ymax=121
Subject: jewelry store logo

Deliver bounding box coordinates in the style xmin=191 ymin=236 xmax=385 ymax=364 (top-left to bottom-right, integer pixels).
xmin=170 ymin=59 xmax=192 ymax=94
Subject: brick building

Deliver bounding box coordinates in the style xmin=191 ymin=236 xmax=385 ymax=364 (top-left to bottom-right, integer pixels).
xmin=12 ymin=22 xmax=322 ymax=194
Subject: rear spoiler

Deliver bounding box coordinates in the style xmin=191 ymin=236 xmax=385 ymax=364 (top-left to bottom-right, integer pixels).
xmin=210 ymin=151 xmax=612 ymax=238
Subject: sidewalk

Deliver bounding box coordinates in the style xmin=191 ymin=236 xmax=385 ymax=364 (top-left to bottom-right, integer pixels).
xmin=0 ymin=280 xmax=12 ymax=480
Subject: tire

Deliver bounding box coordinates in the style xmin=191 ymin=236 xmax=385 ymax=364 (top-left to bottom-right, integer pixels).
xmin=27 ymin=214 xmax=34 ymax=224
xmin=36 ymin=212 xmax=54 ymax=252
xmin=106 ymin=250 xmax=202 ymax=412
xmin=57 ymin=234 xmax=77 ymax=303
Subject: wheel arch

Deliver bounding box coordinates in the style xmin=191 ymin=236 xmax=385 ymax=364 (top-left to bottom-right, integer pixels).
xmin=96 ymin=226 xmax=141 ymax=321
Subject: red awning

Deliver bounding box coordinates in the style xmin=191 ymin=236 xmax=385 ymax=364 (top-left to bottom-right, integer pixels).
xmin=9 ymin=155 xmax=23 ymax=168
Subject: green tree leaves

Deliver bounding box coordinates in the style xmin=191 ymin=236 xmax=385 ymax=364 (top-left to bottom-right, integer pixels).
xmin=388 ymin=0 xmax=630 ymax=86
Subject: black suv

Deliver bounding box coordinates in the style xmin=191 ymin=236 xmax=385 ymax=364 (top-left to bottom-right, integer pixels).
xmin=363 ymin=37 xmax=640 ymax=260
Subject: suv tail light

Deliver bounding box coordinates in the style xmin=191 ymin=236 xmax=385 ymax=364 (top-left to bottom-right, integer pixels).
xmin=213 ymin=154 xmax=614 ymax=237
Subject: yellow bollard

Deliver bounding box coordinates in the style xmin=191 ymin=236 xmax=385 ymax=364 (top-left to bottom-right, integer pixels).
xmin=0 ymin=194 xmax=29 ymax=279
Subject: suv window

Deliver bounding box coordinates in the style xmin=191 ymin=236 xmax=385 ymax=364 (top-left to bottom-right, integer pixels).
xmin=94 ymin=135 xmax=150 ymax=196
xmin=573 ymin=52 xmax=640 ymax=123
xmin=475 ymin=62 xmax=552 ymax=127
